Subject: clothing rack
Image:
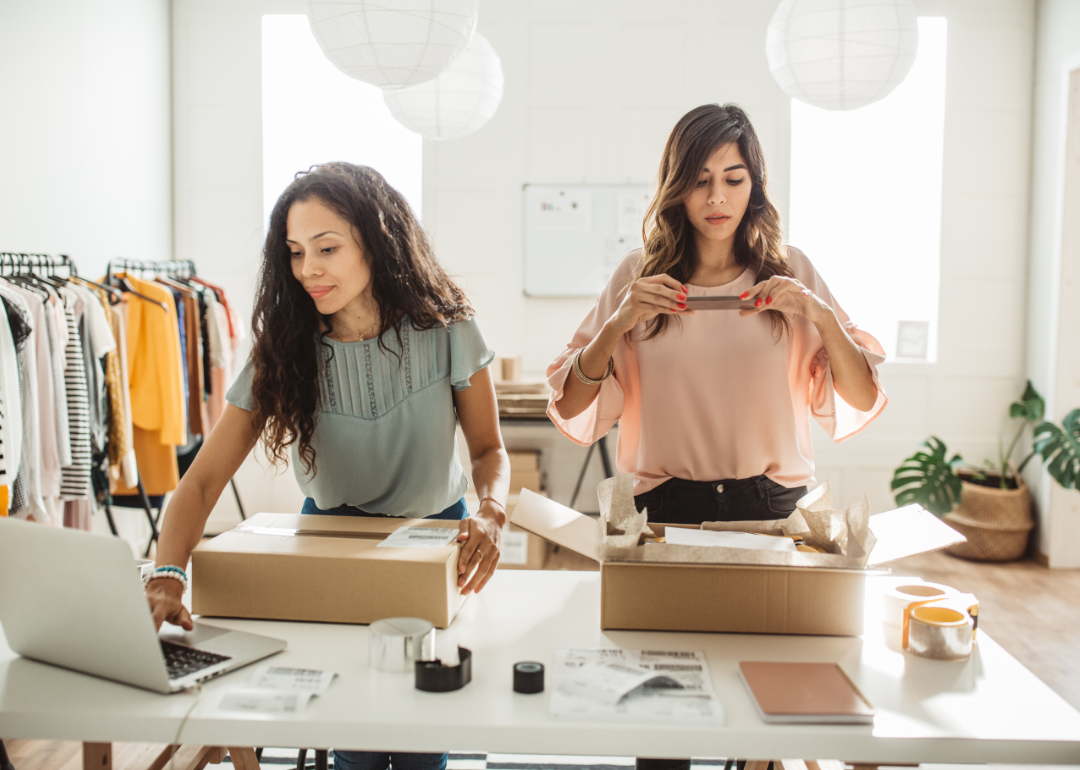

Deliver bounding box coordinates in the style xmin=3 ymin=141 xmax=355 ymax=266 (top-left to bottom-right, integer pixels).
xmin=0 ymin=252 xmax=76 ymax=277
xmin=103 ymin=256 xmax=248 ymax=531
xmin=0 ymin=251 xmax=161 ymax=549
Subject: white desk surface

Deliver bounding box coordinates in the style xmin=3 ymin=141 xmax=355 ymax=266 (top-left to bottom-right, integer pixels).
xmin=2 ymin=571 xmax=1079 ymax=764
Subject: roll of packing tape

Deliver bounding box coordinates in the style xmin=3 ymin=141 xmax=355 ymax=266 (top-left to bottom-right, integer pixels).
xmin=882 ymin=582 xmax=959 ymax=628
xmin=369 ymin=617 xmax=437 ymax=673
xmin=513 ymin=661 xmax=545 ymax=694
xmin=416 ymin=647 xmax=472 ymax=692
xmin=905 ymin=605 xmax=974 ymax=661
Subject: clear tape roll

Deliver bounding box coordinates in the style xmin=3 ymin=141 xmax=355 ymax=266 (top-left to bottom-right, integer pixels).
xmin=905 ymin=605 xmax=974 ymax=661
xmin=882 ymin=581 xmax=959 ymax=628
xmin=369 ymin=617 xmax=437 ymax=673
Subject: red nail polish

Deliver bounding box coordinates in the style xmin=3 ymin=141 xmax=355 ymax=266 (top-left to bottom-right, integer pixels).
xmin=682 ymin=285 xmax=688 ymax=292
xmin=677 ymin=293 xmax=686 ymax=301
xmin=765 ymin=296 xmax=773 ymax=305
xmin=754 ymin=298 xmax=763 ymax=308
xmin=678 ymin=303 xmax=687 ymax=309
xmin=739 ymin=292 xmax=749 ymax=300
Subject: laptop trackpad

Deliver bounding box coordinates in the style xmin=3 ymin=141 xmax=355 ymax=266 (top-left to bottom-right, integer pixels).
xmin=160 ymin=622 xmax=229 ymax=647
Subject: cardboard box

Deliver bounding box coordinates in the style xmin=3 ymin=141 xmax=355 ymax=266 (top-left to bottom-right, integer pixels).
xmin=510 ymin=481 xmax=966 ymax=636
xmin=192 ymin=513 xmax=466 ymax=628
xmin=499 ymin=522 xmax=550 ymax=570
xmin=510 ymin=470 xmax=543 ymax=496
xmin=507 ymin=449 xmax=539 ymax=472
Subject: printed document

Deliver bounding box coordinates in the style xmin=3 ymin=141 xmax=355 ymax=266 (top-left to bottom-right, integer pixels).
xmin=550 ymin=648 xmax=724 ymax=724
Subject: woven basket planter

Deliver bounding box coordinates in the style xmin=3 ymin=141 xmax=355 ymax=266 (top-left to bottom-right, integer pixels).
xmin=944 ymin=473 xmax=1033 ymax=562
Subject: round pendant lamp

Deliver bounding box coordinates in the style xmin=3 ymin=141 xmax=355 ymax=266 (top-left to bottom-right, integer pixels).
xmin=305 ymin=0 xmax=479 ymax=88
xmin=766 ymin=0 xmax=919 ymax=111
xmin=382 ymin=32 xmax=504 ymax=140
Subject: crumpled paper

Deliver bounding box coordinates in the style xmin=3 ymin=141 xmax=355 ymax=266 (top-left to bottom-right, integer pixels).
xmin=596 ymin=476 xmax=878 ymax=569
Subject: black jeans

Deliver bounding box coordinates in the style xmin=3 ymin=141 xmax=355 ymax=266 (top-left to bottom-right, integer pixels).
xmin=634 ymin=475 xmax=808 ymax=525
xmin=633 ymin=476 xmax=805 ymax=770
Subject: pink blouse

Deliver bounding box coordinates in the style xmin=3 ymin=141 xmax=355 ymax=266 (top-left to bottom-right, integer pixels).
xmin=546 ymin=247 xmax=888 ymax=495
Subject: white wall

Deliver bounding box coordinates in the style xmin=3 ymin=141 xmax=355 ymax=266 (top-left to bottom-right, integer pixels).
xmin=173 ymin=0 xmax=1039 ymax=521
xmin=0 ymin=0 xmax=172 ymax=280
xmin=1024 ymin=0 xmax=1080 ymax=567
xmin=425 ymin=0 xmax=1037 ymax=517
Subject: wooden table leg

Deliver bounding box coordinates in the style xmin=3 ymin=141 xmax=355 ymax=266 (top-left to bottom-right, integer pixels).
xmin=226 ymin=747 xmax=262 ymax=770
xmin=83 ymin=742 xmax=112 ymax=770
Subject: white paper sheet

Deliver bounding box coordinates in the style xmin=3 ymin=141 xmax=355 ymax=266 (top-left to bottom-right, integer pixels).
xmin=550 ymin=648 xmax=724 ymax=724
xmin=219 ymin=688 xmax=313 ymax=714
xmin=662 ymin=528 xmax=797 ymax=552
xmin=249 ymin=666 xmax=336 ymax=694
xmin=377 ymin=527 xmax=459 ymax=548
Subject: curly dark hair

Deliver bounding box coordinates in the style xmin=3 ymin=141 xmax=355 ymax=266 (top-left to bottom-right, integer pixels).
xmin=249 ymin=162 xmax=473 ymax=473
xmin=636 ymin=103 xmax=793 ymax=340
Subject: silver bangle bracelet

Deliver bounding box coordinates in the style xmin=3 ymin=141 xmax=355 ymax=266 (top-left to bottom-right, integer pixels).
xmin=572 ymin=349 xmax=614 ymax=386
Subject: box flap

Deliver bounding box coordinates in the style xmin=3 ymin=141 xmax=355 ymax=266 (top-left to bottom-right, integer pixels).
xmin=866 ymin=505 xmax=967 ymax=565
xmin=510 ymin=489 xmax=601 ymax=563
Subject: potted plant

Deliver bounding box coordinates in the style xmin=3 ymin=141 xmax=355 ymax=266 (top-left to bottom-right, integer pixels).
xmin=891 ymin=382 xmax=1080 ymax=561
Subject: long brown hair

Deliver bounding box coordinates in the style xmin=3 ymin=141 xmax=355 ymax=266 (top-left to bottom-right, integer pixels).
xmin=635 ymin=103 xmax=792 ymax=340
xmin=249 ymin=162 xmax=473 ymax=473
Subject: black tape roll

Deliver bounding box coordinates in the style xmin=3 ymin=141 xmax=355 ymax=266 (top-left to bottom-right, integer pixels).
xmin=415 ymin=647 xmax=472 ymax=692
xmin=513 ymin=661 xmax=544 ymax=694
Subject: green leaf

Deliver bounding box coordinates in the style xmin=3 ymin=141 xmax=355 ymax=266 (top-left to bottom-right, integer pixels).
xmin=1033 ymin=409 xmax=1080 ymax=490
xmin=890 ymin=436 xmax=964 ymax=516
xmin=1010 ymin=380 xmax=1046 ymax=423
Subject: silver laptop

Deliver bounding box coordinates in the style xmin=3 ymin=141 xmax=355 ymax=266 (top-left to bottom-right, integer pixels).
xmin=0 ymin=518 xmax=286 ymax=694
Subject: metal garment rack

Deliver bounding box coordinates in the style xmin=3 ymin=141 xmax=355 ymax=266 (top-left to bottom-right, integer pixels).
xmin=105 ymin=257 xmax=248 ymax=546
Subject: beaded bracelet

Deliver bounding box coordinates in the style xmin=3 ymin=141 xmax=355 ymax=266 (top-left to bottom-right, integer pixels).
xmin=142 ymin=565 xmax=189 ymax=592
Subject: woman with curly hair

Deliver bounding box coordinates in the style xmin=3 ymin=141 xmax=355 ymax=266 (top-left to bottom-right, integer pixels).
xmin=549 ymin=102 xmax=888 ymax=618
xmin=145 ymin=162 xmax=509 ymax=770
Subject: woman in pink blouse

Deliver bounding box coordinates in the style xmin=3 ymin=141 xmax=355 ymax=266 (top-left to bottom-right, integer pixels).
xmin=549 ymin=102 xmax=888 ymax=532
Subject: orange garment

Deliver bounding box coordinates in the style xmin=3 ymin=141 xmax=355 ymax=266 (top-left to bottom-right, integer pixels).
xmin=113 ymin=273 xmax=187 ymax=496
xmin=0 ymin=485 xmax=8 ymax=515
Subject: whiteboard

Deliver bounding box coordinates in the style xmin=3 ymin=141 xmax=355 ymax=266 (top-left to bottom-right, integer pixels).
xmin=523 ymin=184 xmax=652 ymax=297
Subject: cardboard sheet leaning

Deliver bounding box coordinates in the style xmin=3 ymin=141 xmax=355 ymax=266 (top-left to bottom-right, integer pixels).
xmin=512 ymin=477 xmax=967 ymax=636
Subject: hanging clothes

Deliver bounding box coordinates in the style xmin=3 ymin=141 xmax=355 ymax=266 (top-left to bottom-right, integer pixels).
xmin=0 ymin=293 xmax=23 ymax=505
xmin=113 ymin=272 xmax=186 ymax=498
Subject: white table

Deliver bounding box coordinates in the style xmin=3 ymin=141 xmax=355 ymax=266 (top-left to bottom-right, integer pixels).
xmin=2 ymin=572 xmax=1079 ymax=765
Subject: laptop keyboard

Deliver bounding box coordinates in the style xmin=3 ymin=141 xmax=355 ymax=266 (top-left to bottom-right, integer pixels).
xmin=161 ymin=640 xmax=232 ymax=680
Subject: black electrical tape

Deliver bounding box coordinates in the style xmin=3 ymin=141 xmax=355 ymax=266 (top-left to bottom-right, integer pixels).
xmin=415 ymin=647 xmax=472 ymax=692
xmin=513 ymin=661 xmax=544 ymax=694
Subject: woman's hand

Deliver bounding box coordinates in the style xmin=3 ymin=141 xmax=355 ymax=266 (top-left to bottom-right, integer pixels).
xmin=739 ymin=276 xmax=831 ymax=324
xmin=146 ymin=578 xmax=193 ymax=632
xmin=456 ymin=505 xmax=502 ymax=595
xmin=608 ymin=274 xmax=695 ymax=336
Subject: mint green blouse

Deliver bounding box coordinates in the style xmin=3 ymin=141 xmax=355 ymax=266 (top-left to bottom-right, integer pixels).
xmin=226 ymin=317 xmax=494 ymax=518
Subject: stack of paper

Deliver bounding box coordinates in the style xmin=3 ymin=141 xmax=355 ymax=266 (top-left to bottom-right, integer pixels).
xmin=550 ymin=648 xmax=725 ymax=724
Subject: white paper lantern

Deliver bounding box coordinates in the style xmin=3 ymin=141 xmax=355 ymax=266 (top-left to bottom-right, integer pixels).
xmin=766 ymin=0 xmax=919 ymax=111
xmin=305 ymin=0 xmax=479 ymax=88
xmin=382 ymin=32 xmax=504 ymax=140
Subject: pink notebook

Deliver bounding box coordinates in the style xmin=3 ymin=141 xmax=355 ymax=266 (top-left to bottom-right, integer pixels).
xmin=739 ymin=661 xmax=875 ymax=724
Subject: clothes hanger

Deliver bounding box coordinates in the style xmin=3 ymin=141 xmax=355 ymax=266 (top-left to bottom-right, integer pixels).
xmin=106 ymin=260 xmax=170 ymax=312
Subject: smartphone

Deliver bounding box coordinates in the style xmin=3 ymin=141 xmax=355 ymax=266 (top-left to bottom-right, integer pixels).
xmin=684 ymin=295 xmax=756 ymax=310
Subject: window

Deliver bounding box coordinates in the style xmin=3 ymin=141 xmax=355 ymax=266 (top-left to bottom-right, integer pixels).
xmin=261 ymin=14 xmax=422 ymax=223
xmin=788 ymin=17 xmax=947 ymax=362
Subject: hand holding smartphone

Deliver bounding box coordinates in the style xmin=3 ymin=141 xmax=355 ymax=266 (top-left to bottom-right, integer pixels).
xmin=684 ymin=295 xmax=757 ymax=311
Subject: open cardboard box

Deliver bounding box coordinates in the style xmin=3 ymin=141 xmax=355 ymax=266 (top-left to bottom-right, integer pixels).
xmin=192 ymin=513 xmax=466 ymax=628
xmin=511 ymin=479 xmax=966 ymax=636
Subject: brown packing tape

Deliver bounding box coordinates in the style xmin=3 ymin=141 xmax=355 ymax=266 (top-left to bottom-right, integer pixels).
xmin=902 ymin=593 xmax=979 ymax=649
xmin=905 ymin=605 xmax=974 ymax=661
